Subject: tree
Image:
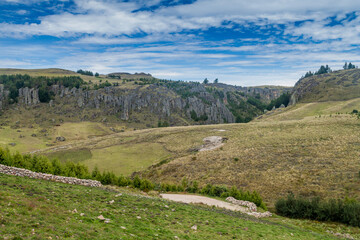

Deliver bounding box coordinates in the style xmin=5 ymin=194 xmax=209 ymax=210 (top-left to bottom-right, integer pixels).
xmin=343 ymin=62 xmax=357 ymax=70
xmin=203 ymin=78 xmax=209 ymax=84
xmin=95 ymin=72 xmax=100 ymax=77
xmin=214 ymin=78 xmax=219 ymax=84
xmin=314 ymin=65 xmax=331 ymax=75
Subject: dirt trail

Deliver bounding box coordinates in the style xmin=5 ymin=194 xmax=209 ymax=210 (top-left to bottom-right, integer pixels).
xmin=160 ymin=194 xmax=247 ymax=212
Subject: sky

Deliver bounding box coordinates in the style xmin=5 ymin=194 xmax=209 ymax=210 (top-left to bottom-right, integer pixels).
xmin=0 ymin=0 xmax=359 ymax=86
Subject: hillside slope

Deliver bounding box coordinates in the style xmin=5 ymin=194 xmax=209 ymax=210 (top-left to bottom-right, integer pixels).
xmin=0 ymin=175 xmax=346 ymax=239
xmin=257 ymin=97 xmax=360 ymax=121
xmin=1 ymin=174 xmax=355 ymax=239
xmin=24 ymin=113 xmax=360 ymax=207
xmin=290 ymin=68 xmax=360 ymax=104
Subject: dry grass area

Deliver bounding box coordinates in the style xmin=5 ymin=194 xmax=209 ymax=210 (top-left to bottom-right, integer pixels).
xmin=141 ymin=114 xmax=360 ymax=207
xmin=28 ymin=111 xmax=360 ymax=207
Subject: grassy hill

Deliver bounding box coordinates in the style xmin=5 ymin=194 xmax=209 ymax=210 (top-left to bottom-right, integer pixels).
xmin=291 ymin=68 xmax=360 ymax=104
xmin=258 ymin=97 xmax=360 ymax=121
xmin=2 ymin=174 xmax=359 ymax=239
xmin=16 ymin=112 xmax=358 ymax=208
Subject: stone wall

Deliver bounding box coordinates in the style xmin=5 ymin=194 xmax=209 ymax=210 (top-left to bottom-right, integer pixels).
xmin=226 ymin=197 xmax=272 ymax=218
xmin=0 ymin=164 xmax=102 ymax=187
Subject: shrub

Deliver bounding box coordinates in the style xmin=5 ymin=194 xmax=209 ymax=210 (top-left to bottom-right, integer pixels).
xmin=117 ymin=175 xmax=130 ymax=187
xmin=133 ymin=175 xmax=142 ymax=188
xmin=275 ymin=194 xmax=360 ymax=227
xmin=140 ymin=179 xmax=154 ymax=192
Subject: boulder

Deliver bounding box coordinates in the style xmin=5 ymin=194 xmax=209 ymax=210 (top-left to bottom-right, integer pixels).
xmin=56 ymin=136 xmax=66 ymax=142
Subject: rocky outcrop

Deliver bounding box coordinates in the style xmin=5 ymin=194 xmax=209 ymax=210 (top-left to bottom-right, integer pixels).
xmin=18 ymin=87 xmax=40 ymax=106
xmin=0 ymin=84 xmax=9 ymax=110
xmin=51 ymin=84 xmax=235 ymax=124
xmin=0 ymin=164 xmax=102 ymax=187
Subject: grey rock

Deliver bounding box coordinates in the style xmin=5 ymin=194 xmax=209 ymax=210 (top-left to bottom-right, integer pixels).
xmin=56 ymin=136 xmax=66 ymax=141
xmin=0 ymin=164 xmax=102 ymax=187
xmin=18 ymin=87 xmax=40 ymax=106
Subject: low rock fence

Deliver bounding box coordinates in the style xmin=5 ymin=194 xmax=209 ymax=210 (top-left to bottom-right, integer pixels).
xmin=226 ymin=196 xmax=272 ymax=218
xmin=0 ymin=164 xmax=102 ymax=187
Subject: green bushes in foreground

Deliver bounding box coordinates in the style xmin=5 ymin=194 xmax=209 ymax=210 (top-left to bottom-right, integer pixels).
xmin=0 ymin=147 xmax=267 ymax=209
xmin=276 ymin=193 xmax=360 ymax=227
xmin=0 ymin=148 xmax=90 ymax=179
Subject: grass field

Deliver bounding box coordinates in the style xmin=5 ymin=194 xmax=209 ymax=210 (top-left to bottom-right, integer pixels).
xmin=2 ymin=174 xmax=359 ymax=239
xmin=83 ymin=143 xmax=171 ymax=176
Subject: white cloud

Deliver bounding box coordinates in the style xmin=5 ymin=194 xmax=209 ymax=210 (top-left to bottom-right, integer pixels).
xmin=1 ymin=0 xmax=360 ymax=86
xmin=16 ymin=10 xmax=28 ymax=15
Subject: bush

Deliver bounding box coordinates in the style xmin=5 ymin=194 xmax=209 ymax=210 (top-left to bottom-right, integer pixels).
xmin=275 ymin=194 xmax=360 ymax=227
xmin=133 ymin=175 xmax=142 ymax=188
xmin=140 ymin=179 xmax=154 ymax=192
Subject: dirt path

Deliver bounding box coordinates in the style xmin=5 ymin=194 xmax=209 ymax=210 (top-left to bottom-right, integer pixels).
xmin=160 ymin=194 xmax=247 ymax=212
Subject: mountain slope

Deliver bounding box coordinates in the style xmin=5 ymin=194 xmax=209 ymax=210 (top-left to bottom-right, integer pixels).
xmin=290 ymin=68 xmax=360 ymax=104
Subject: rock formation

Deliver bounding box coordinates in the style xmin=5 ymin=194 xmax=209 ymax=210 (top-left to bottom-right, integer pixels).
xmin=50 ymin=84 xmax=235 ymax=124
xmin=18 ymin=87 xmax=40 ymax=105
xmin=0 ymin=84 xmax=9 ymax=110
xmin=7 ymin=80 xmax=290 ymax=125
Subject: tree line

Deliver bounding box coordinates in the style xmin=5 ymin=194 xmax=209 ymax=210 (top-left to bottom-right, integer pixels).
xmin=77 ymin=69 xmax=99 ymax=77
xmin=301 ymin=65 xmax=332 ymax=79
xmin=301 ymin=62 xmax=358 ymax=80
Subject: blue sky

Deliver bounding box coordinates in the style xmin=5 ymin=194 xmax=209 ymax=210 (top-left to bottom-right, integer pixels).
xmin=0 ymin=0 xmax=360 ymax=86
